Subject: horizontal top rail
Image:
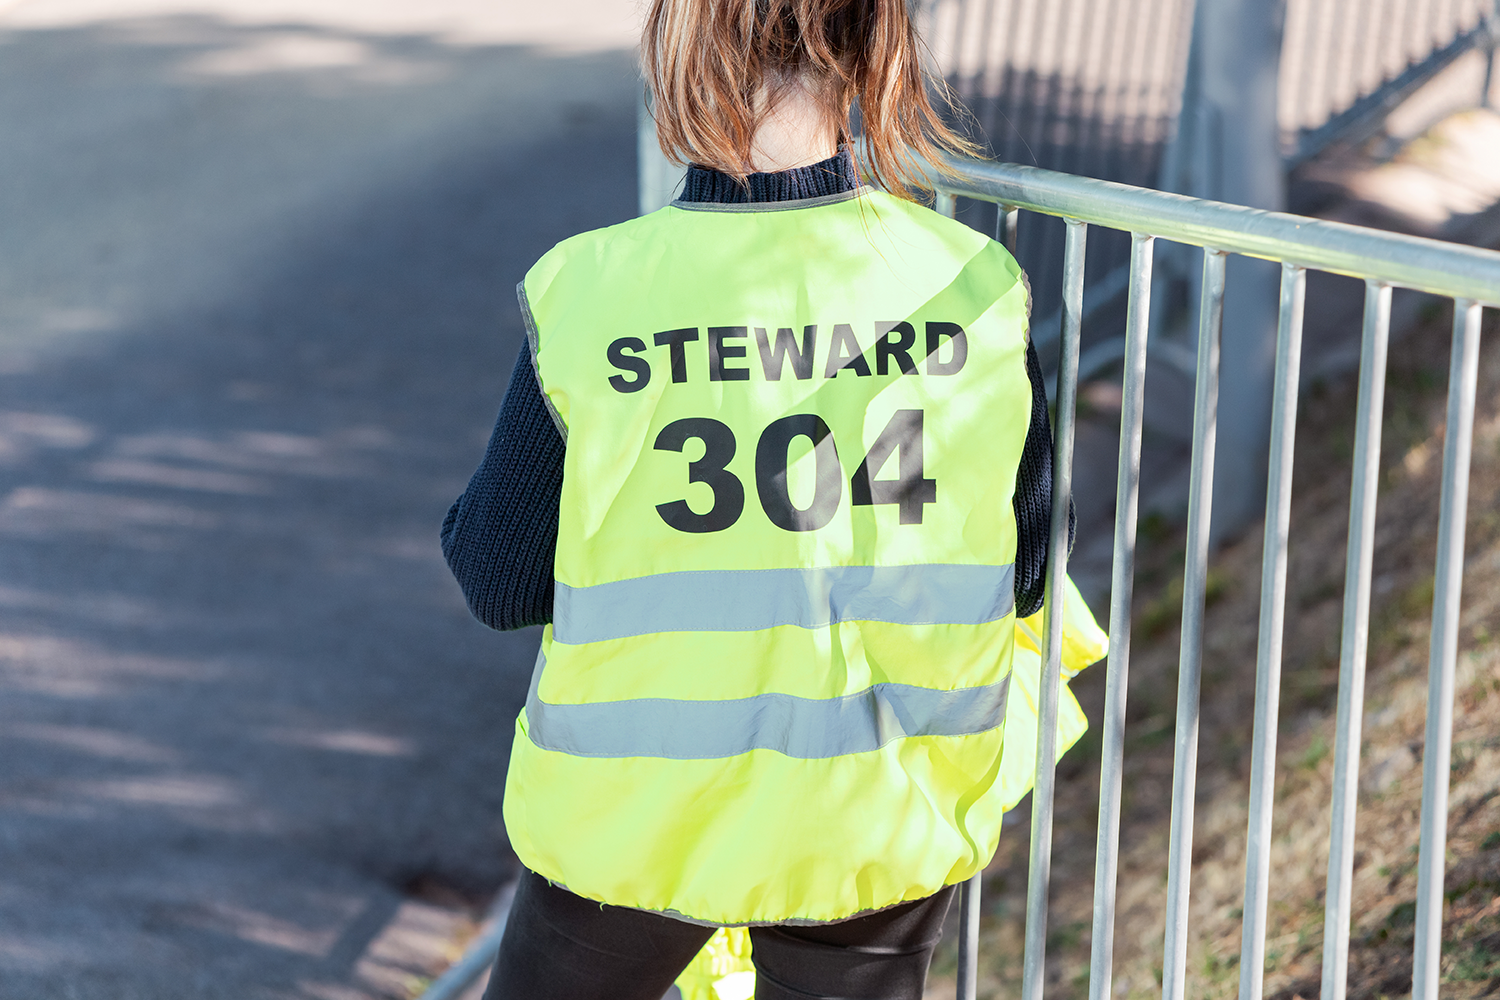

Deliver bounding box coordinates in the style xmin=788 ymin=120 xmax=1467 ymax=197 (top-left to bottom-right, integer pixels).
xmin=916 ymin=152 xmax=1500 ymax=305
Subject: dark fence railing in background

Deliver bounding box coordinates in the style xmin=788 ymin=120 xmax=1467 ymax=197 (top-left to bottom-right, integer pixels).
xmin=917 ymin=0 xmax=1500 ymax=380
xmin=918 ymin=0 xmax=1195 ymax=377
xmin=921 ymin=0 xmax=1195 ymax=192
xmin=1282 ymin=0 xmax=1499 ymax=166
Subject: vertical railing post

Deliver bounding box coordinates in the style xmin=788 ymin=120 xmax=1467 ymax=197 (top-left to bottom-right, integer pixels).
xmin=958 ymin=874 xmax=981 ymax=1000
xmin=1019 ymin=218 xmax=1089 ymax=1000
xmin=1320 ymin=281 xmax=1392 ymax=1000
xmin=1235 ymin=263 xmax=1307 ymax=1000
xmin=1152 ymin=244 xmax=1224 ymax=1000
xmin=936 ymin=191 xmax=958 ymax=218
xmin=999 ymin=205 xmax=1021 ymax=256
xmin=1159 ymin=248 xmax=1229 ymax=1000
xmin=636 ymin=91 xmax=686 ymax=216
xmin=1483 ymin=0 xmax=1499 ymax=109
xmin=1084 ymin=232 xmax=1154 ymax=1000
xmin=1412 ymin=300 xmax=1485 ymax=1000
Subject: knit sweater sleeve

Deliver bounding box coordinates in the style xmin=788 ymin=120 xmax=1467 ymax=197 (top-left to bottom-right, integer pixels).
xmin=1011 ymin=337 xmax=1076 ymax=619
xmin=441 ymin=343 xmax=564 ymax=631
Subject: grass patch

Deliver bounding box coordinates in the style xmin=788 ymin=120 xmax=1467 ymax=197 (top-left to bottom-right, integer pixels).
xmin=1386 ymin=900 xmax=1418 ymax=929
xmin=1048 ymin=920 xmax=1087 ymax=951
xmin=1445 ymin=942 xmax=1500 ymax=982
xmin=1299 ymin=734 xmax=1330 ymax=770
xmin=1139 ymin=575 xmax=1185 ymax=641
xmin=1136 ymin=568 xmax=1234 ymax=643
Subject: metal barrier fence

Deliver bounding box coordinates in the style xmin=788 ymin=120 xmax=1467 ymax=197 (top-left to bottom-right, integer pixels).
xmin=922 ymin=155 xmax=1500 ymax=1000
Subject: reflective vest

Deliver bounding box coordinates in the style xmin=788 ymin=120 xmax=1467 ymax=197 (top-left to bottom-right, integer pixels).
xmin=504 ymin=187 xmax=1034 ymax=926
xmin=673 ymin=579 xmax=1109 ymax=1000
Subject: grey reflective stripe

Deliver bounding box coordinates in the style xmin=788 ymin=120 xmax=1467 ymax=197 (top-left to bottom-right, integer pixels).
xmin=553 ymin=564 xmax=1016 ymax=644
xmin=525 ymin=651 xmax=1011 ymax=760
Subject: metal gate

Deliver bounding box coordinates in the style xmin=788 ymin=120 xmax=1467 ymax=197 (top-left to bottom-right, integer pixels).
xmin=922 ymin=153 xmax=1500 ymax=1000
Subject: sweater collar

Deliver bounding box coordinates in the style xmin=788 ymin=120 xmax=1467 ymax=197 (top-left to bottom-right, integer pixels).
xmin=679 ymin=147 xmax=860 ymax=205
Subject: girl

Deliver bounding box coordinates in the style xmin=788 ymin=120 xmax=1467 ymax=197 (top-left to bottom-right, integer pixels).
xmin=443 ymin=1 xmax=1070 ymax=996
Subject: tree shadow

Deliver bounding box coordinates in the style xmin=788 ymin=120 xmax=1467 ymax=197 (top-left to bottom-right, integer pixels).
xmin=0 ymin=17 xmax=636 ymax=999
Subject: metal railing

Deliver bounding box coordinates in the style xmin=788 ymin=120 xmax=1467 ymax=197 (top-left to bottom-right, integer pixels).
xmin=925 ymin=154 xmax=1500 ymax=1000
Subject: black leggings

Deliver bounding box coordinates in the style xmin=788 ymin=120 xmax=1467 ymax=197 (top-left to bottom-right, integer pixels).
xmin=484 ymin=869 xmax=956 ymax=1000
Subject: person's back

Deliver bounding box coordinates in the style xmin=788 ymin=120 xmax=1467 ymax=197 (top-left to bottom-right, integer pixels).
xmin=514 ymin=181 xmax=1033 ymax=924
xmin=444 ymin=2 xmax=1062 ymax=996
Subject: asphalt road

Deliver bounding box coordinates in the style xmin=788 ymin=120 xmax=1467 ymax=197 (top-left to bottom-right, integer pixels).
xmin=0 ymin=4 xmax=638 ymax=997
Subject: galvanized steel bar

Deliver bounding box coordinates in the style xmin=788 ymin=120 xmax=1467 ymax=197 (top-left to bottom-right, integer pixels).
xmin=413 ymin=881 xmax=518 ymax=1000
xmin=1320 ymin=281 xmax=1393 ymax=1000
xmin=1017 ymin=490 xmax=1064 ymax=992
xmin=958 ymin=872 xmax=981 ymax=1000
xmin=1412 ymin=299 xmax=1485 ymax=1000
xmin=936 ymin=191 xmax=958 ymax=219
xmin=1048 ymin=221 xmax=1087 ymax=668
xmin=1485 ymin=0 xmax=1499 ymax=108
xmin=1020 ymin=641 xmax=1068 ymax=1000
xmin=915 ymin=152 xmax=1500 ymax=304
xmin=1021 ymin=218 xmax=1088 ymax=1000
xmin=1161 ymin=246 xmax=1226 ymax=1000
xmin=1236 ymin=263 xmax=1308 ymax=1000
xmin=999 ymin=204 xmax=1021 ymax=255
xmin=1084 ymin=231 xmax=1153 ymax=1000
xmin=1078 ymin=227 xmax=1120 ymax=1000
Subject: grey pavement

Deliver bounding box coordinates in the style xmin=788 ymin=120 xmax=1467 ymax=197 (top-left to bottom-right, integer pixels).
xmin=0 ymin=4 xmax=638 ymax=997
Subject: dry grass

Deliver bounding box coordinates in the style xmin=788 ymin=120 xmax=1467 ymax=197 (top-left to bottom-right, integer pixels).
xmin=930 ymin=303 xmax=1500 ymax=999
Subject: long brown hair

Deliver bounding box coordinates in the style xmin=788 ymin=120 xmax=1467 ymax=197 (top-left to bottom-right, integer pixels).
xmin=641 ymin=0 xmax=974 ymax=199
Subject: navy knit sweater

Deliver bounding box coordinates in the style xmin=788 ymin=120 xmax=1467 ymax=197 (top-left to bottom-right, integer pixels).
xmin=441 ymin=149 xmax=1067 ymax=629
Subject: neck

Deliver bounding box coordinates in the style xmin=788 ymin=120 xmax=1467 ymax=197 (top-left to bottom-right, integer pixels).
xmin=748 ymin=81 xmax=837 ymax=172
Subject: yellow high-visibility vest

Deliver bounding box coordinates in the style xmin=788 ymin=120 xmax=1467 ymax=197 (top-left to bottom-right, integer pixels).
xmin=505 ymin=187 xmax=1037 ymax=925
xmin=673 ymin=576 xmax=1109 ymax=999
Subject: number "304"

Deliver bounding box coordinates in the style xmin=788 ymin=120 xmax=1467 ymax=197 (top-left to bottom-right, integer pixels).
xmin=654 ymin=409 xmax=935 ymax=533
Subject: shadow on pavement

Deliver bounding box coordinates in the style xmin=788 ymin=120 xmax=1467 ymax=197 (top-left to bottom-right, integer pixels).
xmin=0 ymin=17 xmax=636 ymax=999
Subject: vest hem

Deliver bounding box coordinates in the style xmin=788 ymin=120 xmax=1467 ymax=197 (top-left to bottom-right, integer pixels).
xmin=538 ymin=872 xmax=963 ymax=929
